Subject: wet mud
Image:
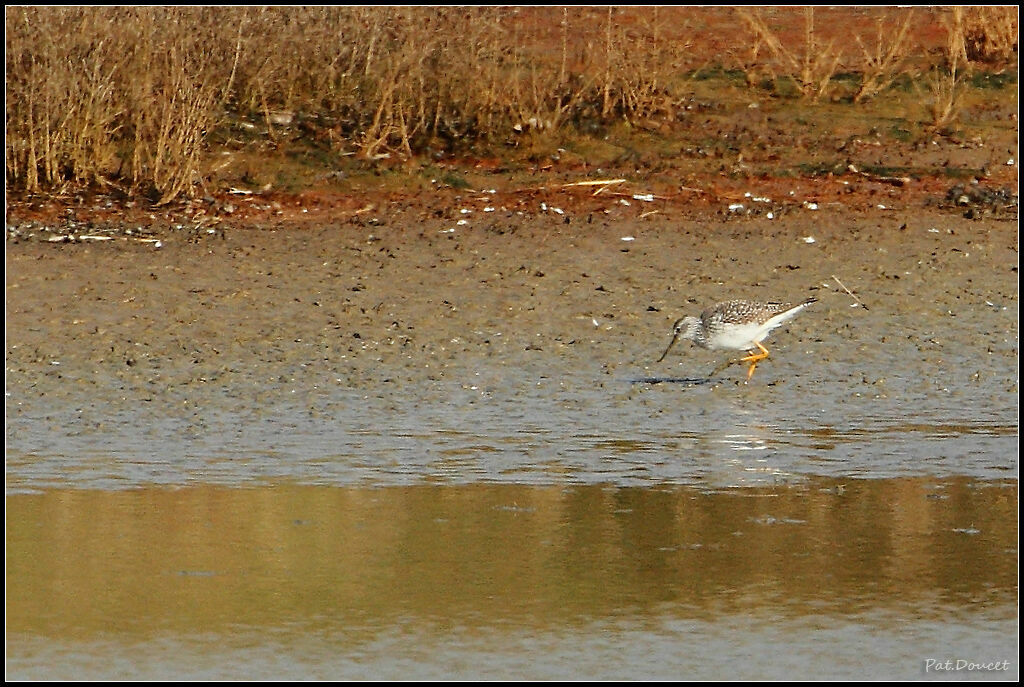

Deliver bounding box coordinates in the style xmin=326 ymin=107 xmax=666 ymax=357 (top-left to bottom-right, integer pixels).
xmin=6 ymin=199 xmax=1018 ymax=488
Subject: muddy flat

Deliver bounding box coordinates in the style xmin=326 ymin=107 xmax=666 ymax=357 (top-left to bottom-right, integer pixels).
xmin=6 ymin=195 xmax=1018 ymax=488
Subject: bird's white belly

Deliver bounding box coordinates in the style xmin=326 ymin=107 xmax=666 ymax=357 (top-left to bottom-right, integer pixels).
xmin=707 ymin=323 xmax=772 ymax=350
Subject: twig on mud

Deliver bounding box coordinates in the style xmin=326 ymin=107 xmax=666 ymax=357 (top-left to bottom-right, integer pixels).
xmin=560 ymin=178 xmax=627 ymax=197
xmin=510 ymin=178 xmax=628 ymax=196
xmin=560 ymin=178 xmax=627 ymax=188
xmin=832 ymin=275 xmax=869 ymax=310
xmin=847 ymin=164 xmax=911 ymax=187
xmin=606 ymin=191 xmax=671 ymax=201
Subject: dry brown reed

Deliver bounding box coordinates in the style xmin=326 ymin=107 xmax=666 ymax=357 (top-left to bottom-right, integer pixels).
xmin=7 ymin=7 xmax=238 ymax=203
xmin=735 ymin=7 xmax=843 ymax=101
xmin=8 ymin=6 xmax=701 ymax=200
xmin=851 ymin=9 xmax=917 ymax=104
xmin=4 ymin=7 xmax=1017 ymax=202
xmin=927 ymin=7 xmax=970 ymax=133
xmin=962 ymin=6 xmax=1019 ymax=65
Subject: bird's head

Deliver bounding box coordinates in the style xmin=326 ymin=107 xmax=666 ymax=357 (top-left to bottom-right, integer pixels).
xmin=657 ymin=316 xmax=700 ymax=362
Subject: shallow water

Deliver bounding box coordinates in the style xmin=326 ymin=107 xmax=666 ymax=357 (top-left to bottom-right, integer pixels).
xmin=6 ymin=480 xmax=1018 ymax=680
xmin=6 ymin=348 xmax=1018 ymax=491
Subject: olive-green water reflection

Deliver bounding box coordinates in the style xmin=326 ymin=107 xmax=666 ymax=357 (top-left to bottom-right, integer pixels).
xmin=7 ymin=476 xmax=1016 ymax=643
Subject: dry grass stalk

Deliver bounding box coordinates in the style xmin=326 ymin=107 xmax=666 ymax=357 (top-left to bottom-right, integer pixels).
xmin=852 ymin=9 xmax=916 ymax=103
xmin=4 ymin=7 xmax=1008 ymax=202
xmin=736 ymin=7 xmax=843 ymax=101
xmin=928 ymin=7 xmax=969 ymax=132
xmin=962 ymin=6 xmax=1018 ymax=65
xmin=6 ymin=8 xmax=126 ymax=193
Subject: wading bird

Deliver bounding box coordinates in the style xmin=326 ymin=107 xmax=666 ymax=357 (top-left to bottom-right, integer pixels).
xmin=657 ymin=298 xmax=817 ymax=380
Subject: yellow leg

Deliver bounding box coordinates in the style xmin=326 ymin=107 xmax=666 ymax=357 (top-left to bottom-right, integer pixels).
xmin=740 ymin=342 xmax=770 ymax=380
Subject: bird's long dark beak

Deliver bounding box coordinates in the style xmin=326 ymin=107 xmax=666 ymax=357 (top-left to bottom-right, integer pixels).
xmin=657 ymin=331 xmax=680 ymax=363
